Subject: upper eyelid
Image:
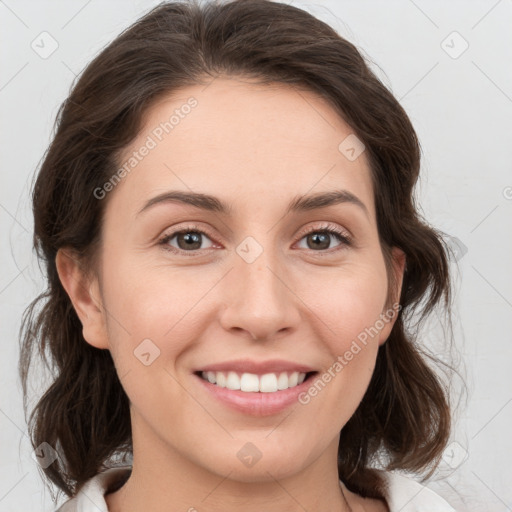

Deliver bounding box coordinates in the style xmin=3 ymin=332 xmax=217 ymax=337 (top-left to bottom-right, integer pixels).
xmin=295 ymin=222 xmax=351 ymax=239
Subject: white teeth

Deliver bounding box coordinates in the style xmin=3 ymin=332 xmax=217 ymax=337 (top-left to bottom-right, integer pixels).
xmin=226 ymin=371 xmax=240 ymax=390
xmin=216 ymin=371 xmax=227 ymax=388
xmin=200 ymin=370 xmax=308 ymax=392
xmin=240 ymin=373 xmax=259 ymax=392
xmin=260 ymin=373 xmax=278 ymax=393
xmin=277 ymin=372 xmax=289 ymax=390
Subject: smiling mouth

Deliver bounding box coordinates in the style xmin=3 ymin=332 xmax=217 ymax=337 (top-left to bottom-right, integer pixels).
xmin=195 ymin=370 xmax=317 ymax=393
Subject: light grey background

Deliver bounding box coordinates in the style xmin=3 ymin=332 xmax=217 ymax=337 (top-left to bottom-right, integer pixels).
xmin=1 ymin=1 xmax=511 ymax=511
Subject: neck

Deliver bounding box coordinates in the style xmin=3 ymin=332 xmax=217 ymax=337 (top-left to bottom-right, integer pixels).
xmin=105 ymin=417 xmax=352 ymax=512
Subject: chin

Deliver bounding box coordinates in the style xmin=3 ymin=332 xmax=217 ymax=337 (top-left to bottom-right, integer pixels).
xmin=204 ymin=443 xmax=312 ymax=483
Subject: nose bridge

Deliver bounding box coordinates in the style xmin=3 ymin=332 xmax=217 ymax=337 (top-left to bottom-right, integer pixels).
xmin=220 ymin=233 xmax=300 ymax=340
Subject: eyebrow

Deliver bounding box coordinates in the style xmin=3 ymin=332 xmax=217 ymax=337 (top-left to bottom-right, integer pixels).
xmin=137 ymin=189 xmax=369 ymax=218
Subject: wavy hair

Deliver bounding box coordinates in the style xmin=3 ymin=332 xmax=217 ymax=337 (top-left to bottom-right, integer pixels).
xmin=19 ymin=0 xmax=454 ymax=501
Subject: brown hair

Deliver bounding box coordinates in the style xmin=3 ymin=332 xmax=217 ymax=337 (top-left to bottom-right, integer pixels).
xmin=19 ymin=0 xmax=454 ymax=501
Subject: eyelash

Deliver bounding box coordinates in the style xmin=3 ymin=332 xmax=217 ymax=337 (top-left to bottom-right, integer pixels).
xmin=157 ymin=223 xmax=353 ymax=257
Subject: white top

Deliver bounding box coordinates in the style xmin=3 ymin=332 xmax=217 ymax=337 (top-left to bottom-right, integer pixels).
xmin=55 ymin=466 xmax=456 ymax=512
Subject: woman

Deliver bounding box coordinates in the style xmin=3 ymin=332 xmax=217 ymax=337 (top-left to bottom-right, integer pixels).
xmin=20 ymin=0 xmax=457 ymax=510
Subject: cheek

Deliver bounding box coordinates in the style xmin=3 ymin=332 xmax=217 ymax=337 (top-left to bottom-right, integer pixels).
xmin=102 ymin=251 xmax=214 ymax=333
xmin=297 ymin=264 xmax=388 ymax=411
xmin=98 ymin=258 xmax=201 ymax=373
xmin=98 ymin=264 xmax=203 ymax=420
xmin=301 ymin=262 xmax=389 ymax=346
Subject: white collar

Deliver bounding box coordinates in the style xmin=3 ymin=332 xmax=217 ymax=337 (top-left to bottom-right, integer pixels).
xmin=375 ymin=469 xmax=456 ymax=511
xmin=56 ymin=465 xmax=456 ymax=512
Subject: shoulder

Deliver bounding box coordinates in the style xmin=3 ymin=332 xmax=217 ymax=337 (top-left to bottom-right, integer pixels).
xmin=376 ymin=469 xmax=457 ymax=512
xmin=54 ymin=466 xmax=132 ymax=512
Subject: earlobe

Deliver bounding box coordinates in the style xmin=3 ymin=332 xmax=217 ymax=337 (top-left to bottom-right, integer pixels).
xmin=55 ymin=248 xmax=109 ymax=350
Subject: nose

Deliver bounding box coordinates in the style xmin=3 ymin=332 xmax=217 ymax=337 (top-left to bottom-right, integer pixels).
xmin=218 ymin=244 xmax=301 ymax=342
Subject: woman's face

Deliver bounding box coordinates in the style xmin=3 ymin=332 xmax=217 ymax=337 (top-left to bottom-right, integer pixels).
xmin=72 ymin=77 xmax=403 ymax=482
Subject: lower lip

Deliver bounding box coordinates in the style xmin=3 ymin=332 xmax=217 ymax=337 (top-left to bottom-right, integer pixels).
xmin=194 ymin=373 xmax=317 ymax=416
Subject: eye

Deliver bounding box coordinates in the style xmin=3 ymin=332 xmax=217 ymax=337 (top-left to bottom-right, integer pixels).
xmin=294 ymin=223 xmax=352 ymax=253
xmin=158 ymin=222 xmax=352 ymax=257
xmin=158 ymin=224 xmax=217 ymax=255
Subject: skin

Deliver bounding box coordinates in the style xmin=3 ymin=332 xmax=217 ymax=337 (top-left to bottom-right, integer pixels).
xmin=57 ymin=76 xmax=405 ymax=512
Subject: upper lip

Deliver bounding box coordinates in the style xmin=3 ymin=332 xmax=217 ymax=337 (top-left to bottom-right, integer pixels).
xmin=195 ymin=359 xmax=317 ymax=375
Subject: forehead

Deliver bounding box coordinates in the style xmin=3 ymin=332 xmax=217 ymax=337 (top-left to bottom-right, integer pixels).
xmin=108 ymin=76 xmax=375 ymax=220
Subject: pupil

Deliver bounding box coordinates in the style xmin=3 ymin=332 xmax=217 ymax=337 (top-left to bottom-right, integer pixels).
xmin=179 ymin=232 xmax=201 ymax=250
xmin=309 ymin=233 xmax=329 ymax=250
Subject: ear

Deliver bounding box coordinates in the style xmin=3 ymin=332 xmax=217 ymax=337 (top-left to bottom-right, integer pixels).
xmin=378 ymin=247 xmax=406 ymax=346
xmin=55 ymin=247 xmax=109 ymax=350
